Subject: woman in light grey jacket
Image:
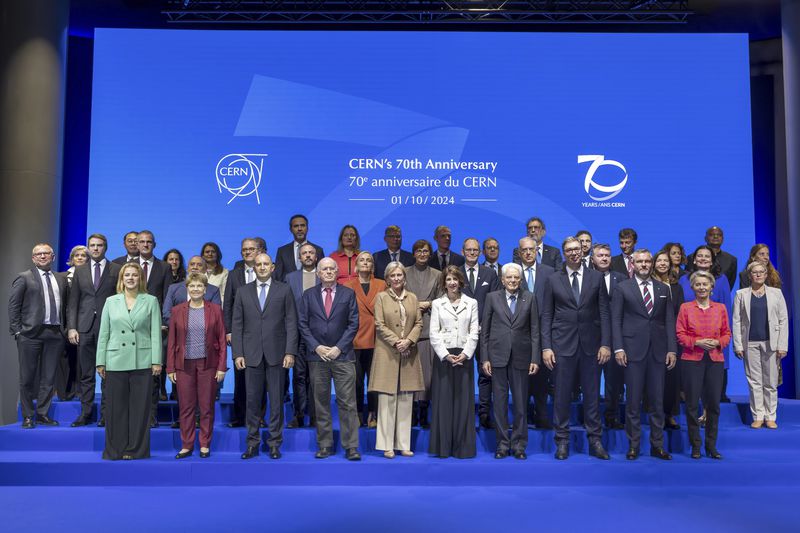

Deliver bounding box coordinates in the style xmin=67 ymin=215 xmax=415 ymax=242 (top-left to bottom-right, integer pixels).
xmin=733 ymin=261 xmax=788 ymax=429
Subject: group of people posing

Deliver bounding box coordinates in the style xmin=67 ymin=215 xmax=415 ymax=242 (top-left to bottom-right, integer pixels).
xmin=8 ymin=215 xmax=788 ymax=462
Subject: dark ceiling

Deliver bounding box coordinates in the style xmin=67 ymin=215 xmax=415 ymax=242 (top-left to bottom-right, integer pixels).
xmin=67 ymin=0 xmax=782 ymax=40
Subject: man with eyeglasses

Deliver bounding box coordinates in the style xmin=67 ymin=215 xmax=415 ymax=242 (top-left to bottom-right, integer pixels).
xmin=223 ymin=238 xmax=265 ymax=428
xmin=512 ymin=217 xmax=563 ymax=270
xmin=541 ymin=236 xmax=612 ymax=460
xmin=460 ymin=237 xmax=501 ymax=429
xmin=111 ymin=231 xmax=140 ymax=265
xmin=9 ymin=243 xmax=68 ymax=428
xmin=373 ymin=225 xmax=414 ymax=280
xmin=482 ymin=238 xmax=502 ymax=276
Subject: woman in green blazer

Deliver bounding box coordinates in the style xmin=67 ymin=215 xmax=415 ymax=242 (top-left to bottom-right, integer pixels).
xmin=96 ymin=262 xmax=163 ymax=460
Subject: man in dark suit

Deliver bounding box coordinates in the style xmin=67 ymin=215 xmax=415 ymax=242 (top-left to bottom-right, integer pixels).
xmin=66 ymin=234 xmax=121 ymax=427
xmin=285 ymin=243 xmax=321 ymax=428
xmin=687 ymin=226 xmax=738 ymax=290
xmin=136 ymin=230 xmax=174 ymax=426
xmin=274 ymin=214 xmax=324 ymax=282
xmin=232 ymin=237 xmax=267 ymax=272
xmin=480 ymin=263 xmax=540 ymax=460
xmin=576 ymin=230 xmax=594 ymax=270
xmin=428 ymin=225 xmax=465 ymax=270
xmin=223 ymin=238 xmax=262 ymax=428
xmin=610 ymin=227 xmax=638 ymax=278
xmin=592 ymin=243 xmax=627 ymax=429
xmin=460 ymin=237 xmax=501 ymax=429
xmin=516 ymin=237 xmax=555 ymax=429
xmin=373 ymin=225 xmax=414 ymax=280
xmin=611 ymin=249 xmax=676 ymax=460
xmin=111 ymin=231 xmax=139 ymax=265
xmin=298 ymin=258 xmax=361 ymax=460
xmin=8 ymin=243 xmax=68 ymax=428
xmin=512 ymin=217 xmax=563 ymax=270
xmin=541 ymin=236 xmax=611 ymax=460
xmin=231 ymin=253 xmax=298 ymax=460
xmin=482 ymin=237 xmax=502 ymax=277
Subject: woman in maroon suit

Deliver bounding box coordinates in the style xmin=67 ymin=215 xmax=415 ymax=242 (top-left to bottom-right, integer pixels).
xmin=167 ymin=273 xmax=227 ymax=459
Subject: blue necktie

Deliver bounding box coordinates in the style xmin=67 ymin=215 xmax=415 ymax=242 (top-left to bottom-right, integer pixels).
xmin=259 ymin=282 xmax=267 ymax=311
xmin=526 ymin=267 xmax=534 ymax=292
xmin=509 ymin=294 xmax=517 ymax=314
xmin=536 ymin=247 xmax=542 ymax=264
xmin=571 ymin=272 xmax=580 ymax=305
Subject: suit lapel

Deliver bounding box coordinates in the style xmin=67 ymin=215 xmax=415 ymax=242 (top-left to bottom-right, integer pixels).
xmin=261 ymin=282 xmax=275 ymax=315
xmin=560 ymin=272 xmax=576 ymax=307
xmin=511 ymin=292 xmax=527 ymax=324
xmin=500 ymin=292 xmax=513 ymax=322
xmin=742 ymin=287 xmax=751 ymax=319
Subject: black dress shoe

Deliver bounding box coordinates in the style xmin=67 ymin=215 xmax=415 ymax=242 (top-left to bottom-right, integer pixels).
xmin=589 ymin=442 xmax=610 ymax=460
xmin=479 ymin=415 xmax=493 ymax=430
xmin=555 ymin=443 xmax=569 ymax=460
xmin=97 ymin=417 xmax=106 ymax=427
xmin=650 ymin=447 xmax=672 ymax=460
xmin=259 ymin=419 xmax=267 ymax=428
xmin=241 ymin=446 xmax=259 ymax=460
xmin=626 ymin=447 xmax=639 ymax=460
xmin=665 ymin=417 xmax=680 ymax=430
xmin=604 ymin=418 xmax=624 ymax=430
xmin=199 ymin=450 xmax=211 ymax=459
xmin=346 ymin=448 xmax=361 ymax=461
xmin=175 ymin=450 xmax=193 ymax=459
xmin=691 ymin=447 xmax=701 ymax=459
xmin=21 ymin=417 xmax=34 ymax=429
xmin=122 ymin=454 xmax=134 ymax=460
xmin=226 ymin=420 xmax=244 ymax=428
xmin=287 ymin=417 xmax=303 ymax=429
xmin=36 ymin=415 xmax=58 ymax=426
xmin=494 ymin=449 xmax=509 ymax=459
xmin=149 ymin=419 xmax=159 ymax=429
xmin=71 ymin=416 xmax=90 ymax=427
xmin=315 ymin=447 xmax=333 ymax=459
xmin=706 ymin=448 xmax=723 ymax=460
xmin=513 ymin=450 xmax=527 ymax=460
xmin=269 ymin=446 xmax=281 ymax=459
xmin=170 ymin=421 xmax=180 ymax=429
xmin=535 ymin=418 xmax=554 ymax=430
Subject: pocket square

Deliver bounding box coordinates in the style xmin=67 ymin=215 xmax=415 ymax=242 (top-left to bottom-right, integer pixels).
xmin=658 ymin=295 xmax=667 ymax=298
xmin=481 ymin=281 xmax=489 ymax=286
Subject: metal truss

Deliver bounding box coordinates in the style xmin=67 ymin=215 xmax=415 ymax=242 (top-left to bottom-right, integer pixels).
xmin=162 ymin=1 xmax=692 ymax=24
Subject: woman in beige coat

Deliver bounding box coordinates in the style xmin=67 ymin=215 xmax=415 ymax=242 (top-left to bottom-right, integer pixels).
xmin=369 ymin=261 xmax=424 ymax=458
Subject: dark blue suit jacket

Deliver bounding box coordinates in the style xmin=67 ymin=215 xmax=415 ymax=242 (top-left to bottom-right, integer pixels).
xmin=610 ymin=278 xmax=676 ymax=362
xmin=541 ymin=267 xmax=611 ymax=357
xmin=162 ymin=282 xmax=221 ymax=326
xmin=460 ymin=264 xmax=501 ymax=319
xmin=518 ymin=263 xmax=555 ymax=311
xmin=298 ymin=284 xmax=359 ymax=363
xmin=373 ymin=249 xmax=414 ymax=280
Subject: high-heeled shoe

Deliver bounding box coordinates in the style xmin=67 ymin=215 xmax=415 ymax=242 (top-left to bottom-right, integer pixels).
xmin=750 ymin=420 xmax=764 ymax=429
xmin=400 ymin=450 xmax=414 ymax=457
xmin=367 ymin=413 xmax=377 ymax=429
xmin=199 ymin=449 xmax=211 ymax=458
xmin=383 ymin=450 xmax=395 ymax=459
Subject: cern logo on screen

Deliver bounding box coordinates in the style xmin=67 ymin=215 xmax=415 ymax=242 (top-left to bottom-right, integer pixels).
xmin=215 ymin=153 xmax=267 ymax=205
xmin=578 ymin=155 xmax=628 ymax=201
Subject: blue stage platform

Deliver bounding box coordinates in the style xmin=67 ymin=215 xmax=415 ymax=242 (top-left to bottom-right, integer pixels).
xmin=1 ymin=397 xmax=798 ymax=532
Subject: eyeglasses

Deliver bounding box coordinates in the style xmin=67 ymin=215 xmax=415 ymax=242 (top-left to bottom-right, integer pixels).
xmin=464 ymin=248 xmax=480 ymax=253
xmin=564 ymin=248 xmax=582 ymax=254
xmin=33 ymin=251 xmax=53 ymax=257
xmin=241 ymin=247 xmax=258 ymax=253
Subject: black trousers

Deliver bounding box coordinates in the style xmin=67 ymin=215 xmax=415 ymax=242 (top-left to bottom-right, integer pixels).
xmin=104 ymin=368 xmax=152 ymax=460
xmin=245 ymin=359 xmax=284 ymax=449
xmin=292 ymin=340 xmax=314 ymax=420
xmin=17 ymin=326 xmax=63 ymax=418
xmin=603 ymin=356 xmax=624 ymax=422
xmin=430 ymin=353 xmax=476 ymax=458
xmin=682 ymin=354 xmax=724 ymax=451
xmin=55 ymin=342 xmax=79 ymax=401
xmin=624 ymin=353 xmax=666 ymax=450
xmin=476 ymin=350 xmax=492 ymax=419
xmin=76 ymin=329 xmax=107 ymax=420
xmin=492 ymin=365 xmax=528 ymax=453
xmin=554 ymin=351 xmax=602 ymax=445
xmin=663 ymin=357 xmax=682 ymax=417
xmin=354 ymin=349 xmax=377 ymax=418
xmin=528 ymin=365 xmax=551 ymax=423
xmin=309 ymin=360 xmax=360 ymax=449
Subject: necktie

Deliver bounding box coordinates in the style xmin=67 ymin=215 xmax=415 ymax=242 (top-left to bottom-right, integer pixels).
xmin=93 ymin=262 xmax=101 ymax=291
xmin=536 ymin=247 xmax=542 ymax=264
xmin=324 ymin=287 xmax=333 ymax=317
xmin=142 ymin=260 xmax=149 ymax=283
xmin=44 ymin=272 xmax=58 ymax=325
xmin=295 ymin=244 xmax=301 ymax=270
xmin=526 ymin=267 xmax=534 ymax=292
xmin=440 ymin=254 xmax=447 ymax=270
xmin=259 ymin=282 xmax=267 ymax=311
xmin=391 ymin=252 xmax=398 ymax=263
xmin=626 ymin=256 xmax=634 ymax=278
xmin=642 ymin=281 xmax=653 ymax=314
xmin=509 ymin=294 xmax=517 ymax=314
xmin=246 ymin=268 xmax=254 ymax=283
xmin=571 ymin=271 xmax=580 ymax=305
xmin=468 ymin=268 xmax=476 ymax=292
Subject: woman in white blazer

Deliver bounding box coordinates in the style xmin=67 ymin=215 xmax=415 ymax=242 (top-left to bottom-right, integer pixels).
xmin=733 ymin=261 xmax=788 ymax=429
xmin=428 ymin=266 xmax=479 ymax=458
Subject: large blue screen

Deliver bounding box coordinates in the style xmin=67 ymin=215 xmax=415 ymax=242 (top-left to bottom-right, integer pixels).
xmin=88 ymin=29 xmax=754 ymax=393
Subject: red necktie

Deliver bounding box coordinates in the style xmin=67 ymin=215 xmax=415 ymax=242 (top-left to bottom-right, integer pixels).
xmin=642 ymin=282 xmax=653 ymax=314
xmin=142 ymin=261 xmax=149 ymax=283
xmin=324 ymin=287 xmax=333 ymax=317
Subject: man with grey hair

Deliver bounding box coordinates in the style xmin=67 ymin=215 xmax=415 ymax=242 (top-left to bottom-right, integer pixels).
xmin=428 ymin=225 xmax=465 ymax=270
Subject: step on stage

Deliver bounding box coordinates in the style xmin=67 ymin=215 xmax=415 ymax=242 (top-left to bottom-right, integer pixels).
xmin=1 ymin=396 xmax=798 ymax=531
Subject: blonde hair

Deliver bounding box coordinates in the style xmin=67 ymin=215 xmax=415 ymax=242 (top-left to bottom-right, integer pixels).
xmin=116 ymin=262 xmax=147 ymax=293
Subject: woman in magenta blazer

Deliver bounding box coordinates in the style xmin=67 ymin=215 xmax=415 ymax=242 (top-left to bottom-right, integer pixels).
xmin=167 ymin=273 xmax=228 ymax=459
